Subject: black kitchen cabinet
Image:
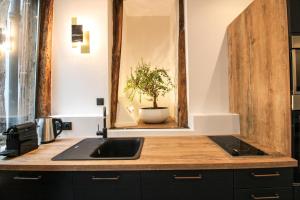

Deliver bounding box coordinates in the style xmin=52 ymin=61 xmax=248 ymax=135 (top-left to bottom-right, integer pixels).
xmin=288 ymin=0 xmax=300 ymax=34
xmin=294 ymin=184 xmax=300 ymax=200
xmin=73 ymin=172 xmax=140 ymax=200
xmin=0 ymin=168 xmax=295 ymax=200
xmin=0 ymin=171 xmax=73 ymax=200
xmin=141 ymin=170 xmax=233 ymax=200
xmin=234 ymin=168 xmax=294 ymax=200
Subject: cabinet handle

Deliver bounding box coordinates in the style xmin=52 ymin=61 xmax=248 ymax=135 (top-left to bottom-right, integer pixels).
xmin=251 ymin=172 xmax=280 ymax=178
xmin=91 ymin=176 xmax=120 ymax=181
xmin=251 ymin=194 xmax=280 ymax=200
xmin=173 ymin=174 xmax=202 ymax=180
xmin=13 ymin=176 xmax=42 ymax=181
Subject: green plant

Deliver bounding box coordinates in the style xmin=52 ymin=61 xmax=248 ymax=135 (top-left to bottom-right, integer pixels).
xmin=125 ymin=60 xmax=174 ymax=108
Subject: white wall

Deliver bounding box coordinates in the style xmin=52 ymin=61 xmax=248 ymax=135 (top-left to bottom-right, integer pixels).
xmin=51 ymin=0 xmax=253 ymax=137
xmin=52 ymin=0 xmax=108 ymax=116
xmin=186 ymin=0 xmax=252 ymax=114
xmin=117 ymin=14 xmax=178 ymax=126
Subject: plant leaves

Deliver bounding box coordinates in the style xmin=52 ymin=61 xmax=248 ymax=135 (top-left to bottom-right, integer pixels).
xmin=125 ymin=59 xmax=175 ymax=107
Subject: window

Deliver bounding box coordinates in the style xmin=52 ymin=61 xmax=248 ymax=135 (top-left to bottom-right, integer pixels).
xmin=0 ymin=0 xmax=40 ymax=146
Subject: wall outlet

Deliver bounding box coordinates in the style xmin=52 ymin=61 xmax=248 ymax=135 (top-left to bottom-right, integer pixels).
xmin=62 ymin=122 xmax=72 ymax=130
xmin=96 ymin=98 xmax=104 ymax=106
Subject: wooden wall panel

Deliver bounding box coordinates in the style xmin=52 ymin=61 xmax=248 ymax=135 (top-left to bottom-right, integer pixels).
xmin=227 ymin=0 xmax=291 ymax=155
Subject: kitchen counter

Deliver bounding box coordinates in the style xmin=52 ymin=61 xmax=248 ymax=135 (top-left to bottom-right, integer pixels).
xmin=0 ymin=136 xmax=297 ymax=171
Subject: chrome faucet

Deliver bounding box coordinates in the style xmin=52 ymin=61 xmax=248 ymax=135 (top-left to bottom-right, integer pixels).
xmin=96 ymin=106 xmax=107 ymax=138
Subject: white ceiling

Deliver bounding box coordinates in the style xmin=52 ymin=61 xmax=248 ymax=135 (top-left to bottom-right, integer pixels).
xmin=124 ymin=0 xmax=177 ymax=17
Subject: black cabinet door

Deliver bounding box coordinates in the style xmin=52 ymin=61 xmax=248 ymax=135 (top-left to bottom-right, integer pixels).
xmin=288 ymin=0 xmax=300 ymax=34
xmin=41 ymin=172 xmax=73 ymax=200
xmin=0 ymin=171 xmax=41 ymax=200
xmin=235 ymin=188 xmax=293 ymax=200
xmin=73 ymin=172 xmax=141 ymax=200
xmin=0 ymin=171 xmax=73 ymax=200
xmin=141 ymin=170 xmax=233 ymax=200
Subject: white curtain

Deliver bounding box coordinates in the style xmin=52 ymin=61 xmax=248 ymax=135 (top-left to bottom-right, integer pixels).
xmin=0 ymin=0 xmax=39 ymax=135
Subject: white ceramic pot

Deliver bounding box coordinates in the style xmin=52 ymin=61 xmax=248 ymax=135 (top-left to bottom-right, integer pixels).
xmin=139 ymin=107 xmax=169 ymax=124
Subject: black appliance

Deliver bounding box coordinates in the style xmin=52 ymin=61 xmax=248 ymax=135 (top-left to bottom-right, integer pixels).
xmin=292 ymin=111 xmax=300 ymax=183
xmin=209 ymin=135 xmax=267 ymax=156
xmin=290 ymin=35 xmax=300 ymax=196
xmin=291 ymin=36 xmax=300 ymax=110
xmin=0 ymin=122 xmax=38 ymax=157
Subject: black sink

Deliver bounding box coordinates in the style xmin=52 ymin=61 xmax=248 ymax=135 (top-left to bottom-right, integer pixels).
xmin=90 ymin=138 xmax=143 ymax=159
xmin=52 ymin=138 xmax=144 ymax=161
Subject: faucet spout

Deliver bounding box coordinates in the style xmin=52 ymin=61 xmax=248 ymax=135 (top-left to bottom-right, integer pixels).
xmin=96 ymin=106 xmax=107 ymax=138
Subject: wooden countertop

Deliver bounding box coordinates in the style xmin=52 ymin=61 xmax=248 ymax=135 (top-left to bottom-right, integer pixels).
xmin=0 ymin=136 xmax=297 ymax=171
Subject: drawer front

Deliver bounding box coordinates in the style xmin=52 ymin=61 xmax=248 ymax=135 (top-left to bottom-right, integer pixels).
xmin=73 ymin=172 xmax=140 ymax=200
xmin=73 ymin=171 xmax=139 ymax=185
xmin=235 ymin=188 xmax=293 ymax=200
xmin=142 ymin=170 xmax=233 ymax=200
xmin=0 ymin=171 xmax=72 ymax=186
xmin=0 ymin=171 xmax=47 ymax=187
xmin=235 ymin=168 xmax=293 ymax=189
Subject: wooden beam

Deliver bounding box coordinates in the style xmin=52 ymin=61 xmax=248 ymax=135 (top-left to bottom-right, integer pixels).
xmin=227 ymin=0 xmax=291 ymax=155
xmin=110 ymin=0 xmax=123 ymax=128
xmin=178 ymin=0 xmax=188 ymax=128
xmin=36 ymin=0 xmax=54 ymax=117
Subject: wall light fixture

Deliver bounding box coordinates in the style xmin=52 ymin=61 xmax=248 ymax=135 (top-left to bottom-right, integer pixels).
xmin=71 ymin=17 xmax=90 ymax=54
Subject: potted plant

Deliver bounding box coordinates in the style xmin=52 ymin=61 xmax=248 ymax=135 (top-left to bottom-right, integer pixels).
xmin=125 ymin=60 xmax=174 ymax=124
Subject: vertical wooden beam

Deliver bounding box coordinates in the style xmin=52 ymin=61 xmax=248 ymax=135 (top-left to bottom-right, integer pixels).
xmin=178 ymin=0 xmax=188 ymax=128
xmin=110 ymin=0 xmax=123 ymax=128
xmin=36 ymin=0 xmax=54 ymax=117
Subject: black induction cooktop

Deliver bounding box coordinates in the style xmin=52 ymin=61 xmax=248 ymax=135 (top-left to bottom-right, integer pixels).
xmin=209 ymin=136 xmax=267 ymax=156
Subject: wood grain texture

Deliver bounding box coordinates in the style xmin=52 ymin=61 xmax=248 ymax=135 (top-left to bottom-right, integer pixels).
xmin=117 ymin=117 xmax=179 ymax=129
xmin=0 ymin=136 xmax=296 ymax=171
xmin=110 ymin=0 xmax=123 ymax=128
xmin=178 ymin=0 xmax=188 ymax=128
xmin=36 ymin=0 xmax=54 ymax=117
xmin=227 ymin=0 xmax=291 ymax=155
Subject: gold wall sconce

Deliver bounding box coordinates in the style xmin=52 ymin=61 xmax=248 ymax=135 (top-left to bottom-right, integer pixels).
xmin=71 ymin=17 xmax=90 ymax=54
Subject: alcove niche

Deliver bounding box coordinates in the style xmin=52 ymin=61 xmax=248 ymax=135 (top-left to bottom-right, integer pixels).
xmin=111 ymin=0 xmax=188 ymax=129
